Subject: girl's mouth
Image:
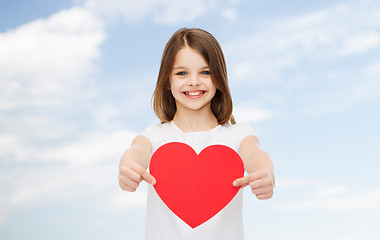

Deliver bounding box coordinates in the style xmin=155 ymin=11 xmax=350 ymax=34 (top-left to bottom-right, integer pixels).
xmin=183 ymin=91 xmax=205 ymax=96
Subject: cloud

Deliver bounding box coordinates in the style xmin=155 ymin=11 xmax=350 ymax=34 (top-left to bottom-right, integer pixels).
xmin=0 ymin=7 xmax=106 ymax=111
xmin=41 ymin=130 xmax=136 ymax=165
xmin=0 ymin=4 xmax=153 ymax=223
xmin=2 ymin=166 xmax=111 ymax=207
xmin=0 ymin=129 xmax=137 ymax=222
xmin=313 ymin=185 xmax=349 ymax=197
xmin=352 ymin=58 xmax=380 ymax=101
xmin=84 ymin=0 xmax=218 ymax=24
xmin=273 ymin=178 xmax=380 ymax=211
xmin=233 ymin=105 xmax=277 ymax=123
xmin=0 ymin=164 xmax=117 ymax=224
xmin=0 ymin=6 xmax=116 ymax=166
xmin=275 ymin=188 xmax=380 ymax=211
xmin=274 ymin=178 xmax=380 ymax=211
xmin=220 ymin=9 xmax=237 ymax=21
xmin=0 ymin=133 xmax=34 ymax=163
xmin=0 ymin=128 xmax=136 ymax=164
xmin=362 ymin=58 xmax=380 ymax=78
xmin=276 ymin=177 xmax=322 ymax=188
xmin=107 ymin=188 xmax=147 ymax=212
xmin=225 ymin=0 xmax=380 ymax=115
xmin=334 ymin=30 xmax=380 ymax=56
xmin=227 ymin=2 xmax=380 ymax=83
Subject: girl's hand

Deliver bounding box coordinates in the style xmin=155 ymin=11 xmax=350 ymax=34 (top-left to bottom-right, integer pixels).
xmin=119 ymin=160 xmax=156 ymax=192
xmin=233 ymin=169 xmax=274 ymax=200
xmin=118 ymin=135 xmax=154 ymax=192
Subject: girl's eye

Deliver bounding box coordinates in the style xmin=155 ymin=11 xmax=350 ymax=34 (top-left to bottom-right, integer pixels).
xmin=176 ymin=71 xmax=187 ymax=76
xmin=201 ymin=71 xmax=210 ymax=75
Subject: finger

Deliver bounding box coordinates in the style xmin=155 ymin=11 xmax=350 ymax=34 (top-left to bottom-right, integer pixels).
xmin=267 ymin=171 xmax=275 ymax=188
xmin=119 ymin=165 xmax=141 ymax=182
xmin=251 ymin=185 xmax=273 ymax=195
xmin=249 ymin=169 xmax=268 ymax=180
xmin=119 ymin=178 xmax=138 ymax=192
xmin=132 ymin=163 xmax=156 ymax=185
xmin=119 ymin=166 xmax=129 ymax=176
xmin=256 ymin=192 xmax=273 ymax=200
xmin=119 ymin=175 xmax=140 ymax=190
xmin=233 ymin=175 xmax=254 ymax=188
xmin=125 ymin=178 xmax=140 ymax=190
xmin=128 ymin=169 xmax=144 ymax=183
xmin=120 ymin=182 xmax=137 ymax=192
xmin=141 ymin=170 xmax=156 ymax=185
xmin=249 ymin=177 xmax=272 ymax=189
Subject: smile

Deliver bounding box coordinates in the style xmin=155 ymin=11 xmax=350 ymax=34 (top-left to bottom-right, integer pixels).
xmin=183 ymin=91 xmax=205 ymax=96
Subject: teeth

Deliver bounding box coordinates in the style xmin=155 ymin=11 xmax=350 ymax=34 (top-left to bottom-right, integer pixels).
xmin=186 ymin=91 xmax=204 ymax=96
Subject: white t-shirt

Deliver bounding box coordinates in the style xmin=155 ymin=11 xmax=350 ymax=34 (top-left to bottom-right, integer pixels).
xmin=140 ymin=121 xmax=256 ymax=240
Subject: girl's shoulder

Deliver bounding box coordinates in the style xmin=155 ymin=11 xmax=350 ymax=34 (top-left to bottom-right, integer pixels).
xmin=221 ymin=122 xmax=255 ymax=132
xmin=219 ymin=122 xmax=256 ymax=142
xmin=140 ymin=122 xmax=171 ymax=135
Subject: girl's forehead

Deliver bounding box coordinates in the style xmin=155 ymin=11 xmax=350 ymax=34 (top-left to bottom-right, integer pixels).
xmin=173 ymin=47 xmax=208 ymax=67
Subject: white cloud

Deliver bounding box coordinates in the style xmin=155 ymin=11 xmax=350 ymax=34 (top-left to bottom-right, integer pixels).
xmin=233 ymin=105 xmax=276 ymax=123
xmin=273 ymin=178 xmax=380 ymax=211
xmin=0 ymin=129 xmax=138 ymax=222
xmin=221 ymin=9 xmax=237 ymax=21
xmin=0 ymin=7 xmax=105 ymax=111
xmin=309 ymin=56 xmax=380 ymax=114
xmin=0 ymin=164 xmax=115 ymax=219
xmin=334 ymin=30 xmax=380 ymax=56
xmin=107 ymin=188 xmax=147 ymax=212
xmin=351 ymin=58 xmax=380 ymax=100
xmin=0 ymin=133 xmax=34 ymax=162
xmin=84 ymin=0 xmax=217 ymax=24
xmin=362 ymin=58 xmax=380 ymax=77
xmin=225 ymin=0 xmax=380 ymax=115
xmin=276 ymin=177 xmax=322 ymax=188
xmin=152 ymin=0 xmax=217 ymax=24
xmin=0 ymin=5 xmax=152 ymax=223
xmin=0 ymin=129 xmax=136 ymax=165
xmin=42 ymin=130 xmax=136 ymax=165
xmin=313 ymin=185 xmax=349 ymax=197
xmin=227 ymin=2 xmax=380 ymax=84
xmin=91 ymin=102 xmax=121 ymax=128
xmin=275 ymin=187 xmax=380 ymax=211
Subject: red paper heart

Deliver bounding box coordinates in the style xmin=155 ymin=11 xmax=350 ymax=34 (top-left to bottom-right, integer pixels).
xmin=149 ymin=142 xmax=244 ymax=228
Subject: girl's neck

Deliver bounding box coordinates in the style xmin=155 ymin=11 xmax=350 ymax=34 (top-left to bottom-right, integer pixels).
xmin=172 ymin=107 xmax=219 ymax=133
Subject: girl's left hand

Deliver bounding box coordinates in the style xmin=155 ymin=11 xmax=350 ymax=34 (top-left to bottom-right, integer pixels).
xmin=233 ymin=169 xmax=275 ymax=200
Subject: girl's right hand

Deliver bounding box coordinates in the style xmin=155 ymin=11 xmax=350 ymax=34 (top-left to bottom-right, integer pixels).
xmin=118 ymin=136 xmax=155 ymax=192
xmin=119 ymin=160 xmax=156 ymax=192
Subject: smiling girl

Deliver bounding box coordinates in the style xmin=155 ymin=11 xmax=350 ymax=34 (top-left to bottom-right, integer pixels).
xmin=118 ymin=28 xmax=275 ymax=240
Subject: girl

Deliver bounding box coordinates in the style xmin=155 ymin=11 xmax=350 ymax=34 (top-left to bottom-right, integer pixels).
xmin=118 ymin=28 xmax=274 ymax=240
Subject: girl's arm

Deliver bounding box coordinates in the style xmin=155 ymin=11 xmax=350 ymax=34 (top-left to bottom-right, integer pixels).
xmin=119 ymin=135 xmax=156 ymax=192
xmin=233 ymin=135 xmax=275 ymax=200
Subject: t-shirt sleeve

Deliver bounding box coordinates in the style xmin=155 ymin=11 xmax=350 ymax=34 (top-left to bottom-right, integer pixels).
xmin=233 ymin=122 xmax=256 ymax=146
xmin=139 ymin=124 xmax=162 ymax=152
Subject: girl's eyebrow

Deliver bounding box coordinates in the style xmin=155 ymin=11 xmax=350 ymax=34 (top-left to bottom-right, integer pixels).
xmin=172 ymin=66 xmax=209 ymax=70
xmin=172 ymin=66 xmax=186 ymax=70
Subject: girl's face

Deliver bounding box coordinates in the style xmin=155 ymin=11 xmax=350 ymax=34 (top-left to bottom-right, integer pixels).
xmin=169 ymin=47 xmax=217 ymax=113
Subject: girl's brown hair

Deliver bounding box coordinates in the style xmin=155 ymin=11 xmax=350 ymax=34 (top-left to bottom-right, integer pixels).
xmin=152 ymin=28 xmax=236 ymax=124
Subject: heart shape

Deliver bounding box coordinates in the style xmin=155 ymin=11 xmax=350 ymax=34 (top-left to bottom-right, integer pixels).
xmin=149 ymin=142 xmax=244 ymax=228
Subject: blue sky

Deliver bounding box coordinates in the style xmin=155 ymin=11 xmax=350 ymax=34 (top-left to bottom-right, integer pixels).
xmin=1 ymin=0 xmax=380 ymax=239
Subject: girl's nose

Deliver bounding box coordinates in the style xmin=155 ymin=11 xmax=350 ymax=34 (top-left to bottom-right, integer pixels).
xmin=188 ymin=75 xmax=200 ymax=87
